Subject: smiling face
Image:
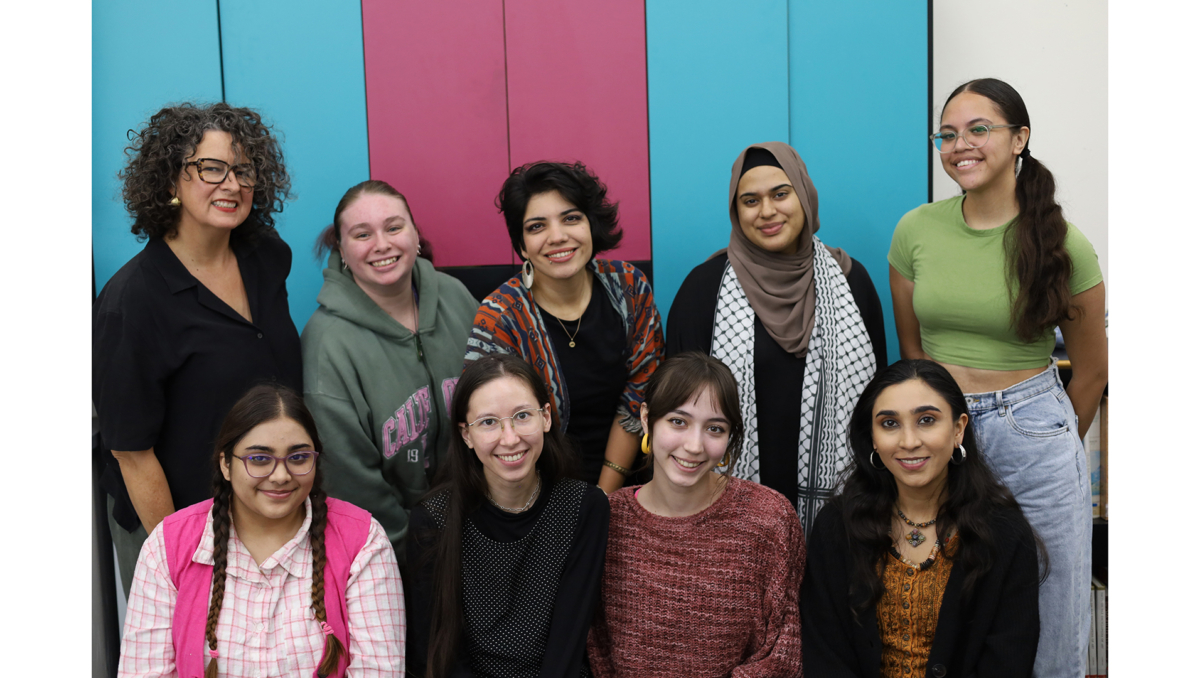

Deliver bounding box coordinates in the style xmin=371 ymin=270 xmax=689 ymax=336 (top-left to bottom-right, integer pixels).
xmin=519 ymin=190 xmax=594 ymax=283
xmin=871 ymin=378 xmax=968 ymax=497
xmin=735 ymin=165 xmax=807 ymax=255
xmin=173 ymin=130 xmax=254 ymax=235
xmin=338 ymin=192 xmax=421 ymax=296
xmin=641 ymin=385 xmax=731 ymax=492
xmin=460 ymin=375 xmax=552 ymax=491
xmin=219 ymin=416 xmax=317 ymax=530
xmin=938 ymin=91 xmax=1029 ymax=195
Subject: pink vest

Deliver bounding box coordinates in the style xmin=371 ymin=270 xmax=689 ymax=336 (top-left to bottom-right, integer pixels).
xmin=162 ymin=497 xmax=372 ymax=678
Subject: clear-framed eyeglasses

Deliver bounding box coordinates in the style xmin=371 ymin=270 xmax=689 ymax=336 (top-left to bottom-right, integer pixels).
xmin=930 ymin=124 xmax=1022 ymax=153
xmin=465 ymin=408 xmax=546 ymax=441
xmin=231 ymin=450 xmax=319 ymax=478
xmin=184 ymin=158 xmax=258 ymax=187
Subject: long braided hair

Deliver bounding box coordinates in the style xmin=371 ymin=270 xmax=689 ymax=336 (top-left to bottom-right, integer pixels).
xmin=944 ymin=78 xmax=1077 ymax=341
xmin=205 ymin=384 xmax=345 ymax=678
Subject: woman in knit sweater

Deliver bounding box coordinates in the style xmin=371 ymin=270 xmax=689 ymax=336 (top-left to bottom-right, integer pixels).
xmin=588 ymin=352 xmax=805 ymax=678
xmin=406 ymin=354 xmax=610 ymax=678
xmin=801 ymin=360 xmax=1041 ymax=678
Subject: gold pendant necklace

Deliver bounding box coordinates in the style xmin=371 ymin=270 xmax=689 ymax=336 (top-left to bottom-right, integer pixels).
xmin=555 ymin=314 xmax=582 ymax=348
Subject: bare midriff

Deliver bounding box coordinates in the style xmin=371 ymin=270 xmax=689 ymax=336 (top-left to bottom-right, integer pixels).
xmin=936 ymin=362 xmax=1048 ymax=396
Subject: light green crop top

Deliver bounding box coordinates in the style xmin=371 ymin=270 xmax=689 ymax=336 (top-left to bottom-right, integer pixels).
xmin=888 ymin=196 xmax=1103 ymax=370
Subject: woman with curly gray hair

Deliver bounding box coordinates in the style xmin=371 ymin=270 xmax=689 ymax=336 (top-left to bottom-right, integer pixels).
xmin=93 ymin=102 xmax=304 ymax=596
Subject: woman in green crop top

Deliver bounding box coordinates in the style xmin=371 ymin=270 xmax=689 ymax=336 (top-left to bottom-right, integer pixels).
xmin=888 ymin=78 xmax=1105 ymax=678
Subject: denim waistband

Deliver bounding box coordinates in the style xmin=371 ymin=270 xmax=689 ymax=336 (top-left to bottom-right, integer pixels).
xmin=964 ymin=364 xmax=1063 ymax=412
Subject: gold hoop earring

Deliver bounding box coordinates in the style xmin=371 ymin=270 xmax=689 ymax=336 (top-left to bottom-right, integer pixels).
xmin=717 ymin=452 xmax=730 ymax=468
xmin=641 ymin=433 xmax=651 ymax=455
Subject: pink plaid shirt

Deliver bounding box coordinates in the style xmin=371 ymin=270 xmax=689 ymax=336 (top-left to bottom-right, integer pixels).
xmin=118 ymin=498 xmax=405 ymax=677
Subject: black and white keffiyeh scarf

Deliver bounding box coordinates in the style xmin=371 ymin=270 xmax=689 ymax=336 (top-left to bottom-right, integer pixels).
xmin=711 ymin=237 xmax=876 ymax=534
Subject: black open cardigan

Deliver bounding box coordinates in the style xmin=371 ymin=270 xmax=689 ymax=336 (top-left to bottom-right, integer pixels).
xmin=801 ymin=501 xmax=1041 ymax=678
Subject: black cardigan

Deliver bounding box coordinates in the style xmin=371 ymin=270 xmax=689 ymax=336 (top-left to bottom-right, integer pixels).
xmin=801 ymin=502 xmax=1040 ymax=678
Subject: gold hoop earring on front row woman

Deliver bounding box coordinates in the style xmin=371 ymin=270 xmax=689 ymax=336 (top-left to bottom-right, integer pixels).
xmin=641 ymin=433 xmax=651 ymax=455
xmin=716 ymin=452 xmax=730 ymax=468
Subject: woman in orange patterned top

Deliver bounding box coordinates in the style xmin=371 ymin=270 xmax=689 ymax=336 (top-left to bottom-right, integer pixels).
xmin=465 ymin=161 xmax=664 ymax=494
xmin=801 ymin=359 xmax=1042 ymax=678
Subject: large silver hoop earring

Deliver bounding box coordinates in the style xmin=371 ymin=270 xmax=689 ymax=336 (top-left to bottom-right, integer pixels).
xmin=870 ymin=450 xmax=886 ymax=470
xmin=951 ymin=443 xmax=967 ymax=465
xmin=520 ymin=259 xmax=535 ymax=289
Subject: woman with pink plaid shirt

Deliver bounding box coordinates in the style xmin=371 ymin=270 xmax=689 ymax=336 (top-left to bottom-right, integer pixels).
xmin=117 ymin=384 xmax=405 ymax=678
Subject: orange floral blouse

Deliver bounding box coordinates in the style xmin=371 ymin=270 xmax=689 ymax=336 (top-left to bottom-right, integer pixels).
xmin=876 ymin=535 xmax=960 ymax=678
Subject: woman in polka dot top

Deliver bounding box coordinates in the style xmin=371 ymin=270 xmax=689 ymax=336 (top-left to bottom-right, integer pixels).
xmin=406 ymin=354 xmax=609 ymax=678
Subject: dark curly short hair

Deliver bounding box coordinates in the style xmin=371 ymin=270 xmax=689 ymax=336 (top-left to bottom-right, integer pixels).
xmin=495 ymin=161 xmax=622 ymax=260
xmin=119 ymin=102 xmax=291 ymax=243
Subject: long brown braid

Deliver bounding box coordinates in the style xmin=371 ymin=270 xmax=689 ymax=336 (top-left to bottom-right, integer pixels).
xmin=204 ymin=383 xmax=337 ymax=678
xmin=204 ymin=480 xmax=233 ymax=678
xmin=308 ymin=477 xmax=345 ymax=677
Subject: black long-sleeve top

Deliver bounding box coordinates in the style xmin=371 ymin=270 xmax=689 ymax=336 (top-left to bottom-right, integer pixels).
xmin=801 ymin=502 xmax=1041 ymax=678
xmin=406 ymin=478 xmax=609 ymax=678
xmin=665 ymin=253 xmax=888 ymax=507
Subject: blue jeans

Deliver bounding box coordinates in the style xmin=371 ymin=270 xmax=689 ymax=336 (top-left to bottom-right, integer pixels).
xmin=965 ymin=365 xmax=1091 ymax=678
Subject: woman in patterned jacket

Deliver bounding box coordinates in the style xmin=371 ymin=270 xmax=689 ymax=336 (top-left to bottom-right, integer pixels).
xmin=666 ymin=141 xmax=887 ymax=534
xmin=465 ymin=161 xmax=664 ymax=494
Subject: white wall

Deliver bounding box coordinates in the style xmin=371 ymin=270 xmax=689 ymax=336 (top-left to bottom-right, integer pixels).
xmin=933 ymin=0 xmax=1108 ymax=295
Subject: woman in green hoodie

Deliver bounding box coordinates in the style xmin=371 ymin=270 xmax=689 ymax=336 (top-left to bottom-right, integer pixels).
xmin=302 ymin=180 xmax=478 ymax=565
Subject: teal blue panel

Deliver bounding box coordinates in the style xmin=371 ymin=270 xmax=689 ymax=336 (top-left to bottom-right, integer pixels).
xmin=93 ymin=2 xmax=222 ymax=293
xmin=219 ymin=0 xmax=370 ymax=329
xmin=646 ymin=0 xmax=790 ymax=324
xmin=789 ymin=0 xmax=928 ymax=363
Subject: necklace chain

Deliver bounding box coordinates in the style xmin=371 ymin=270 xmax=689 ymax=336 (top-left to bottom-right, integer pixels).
xmin=487 ymin=471 xmax=542 ymax=513
xmin=554 ymin=314 xmax=582 ymax=348
xmin=896 ymin=506 xmax=936 ymax=528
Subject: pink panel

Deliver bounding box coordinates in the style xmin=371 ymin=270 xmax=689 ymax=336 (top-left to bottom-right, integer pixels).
xmin=362 ymin=0 xmax=513 ymax=267
xmin=504 ymin=0 xmax=652 ymax=260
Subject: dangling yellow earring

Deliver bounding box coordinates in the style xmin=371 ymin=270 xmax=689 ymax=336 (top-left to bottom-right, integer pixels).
xmin=641 ymin=433 xmax=651 ymax=455
xmin=717 ymin=452 xmax=730 ymax=468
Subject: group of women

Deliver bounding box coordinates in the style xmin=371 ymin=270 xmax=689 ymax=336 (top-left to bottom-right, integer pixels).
xmin=95 ymin=76 xmax=1105 ymax=678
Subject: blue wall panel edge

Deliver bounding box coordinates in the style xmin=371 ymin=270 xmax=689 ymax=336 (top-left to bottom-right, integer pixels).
xmin=788 ymin=0 xmax=929 ymax=364
xmin=93 ymin=1 xmax=224 ymax=294
xmin=646 ymin=0 xmax=791 ymax=328
xmin=219 ymin=0 xmax=371 ymax=330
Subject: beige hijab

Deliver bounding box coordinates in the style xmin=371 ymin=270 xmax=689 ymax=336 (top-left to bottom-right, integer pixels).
xmin=722 ymin=141 xmax=851 ymax=357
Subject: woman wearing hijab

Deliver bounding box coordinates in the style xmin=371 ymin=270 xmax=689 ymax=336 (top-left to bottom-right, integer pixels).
xmin=667 ymin=141 xmax=887 ymax=533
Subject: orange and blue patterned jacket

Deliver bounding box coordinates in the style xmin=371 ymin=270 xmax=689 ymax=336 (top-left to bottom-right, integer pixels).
xmin=463 ymin=259 xmax=664 ymax=435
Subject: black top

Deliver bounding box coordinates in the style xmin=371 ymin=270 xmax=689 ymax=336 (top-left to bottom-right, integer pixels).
xmin=666 ymin=254 xmax=888 ymax=506
xmin=93 ymin=233 xmax=303 ymax=531
xmin=800 ymin=501 xmax=1041 ymax=678
xmin=539 ymin=280 xmax=628 ymax=484
xmin=405 ymin=478 xmax=609 ymax=678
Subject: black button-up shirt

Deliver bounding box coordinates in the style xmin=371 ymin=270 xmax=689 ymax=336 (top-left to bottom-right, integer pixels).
xmin=94 ymin=232 xmax=302 ymax=531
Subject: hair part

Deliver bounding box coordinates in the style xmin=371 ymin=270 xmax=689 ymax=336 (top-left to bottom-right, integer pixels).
xmin=944 ymin=78 xmax=1077 ymax=341
xmin=419 ymin=354 xmax=577 ymax=678
xmin=495 ymin=161 xmax=623 ymax=260
xmin=205 ymin=384 xmax=345 ymax=677
xmin=835 ymin=359 xmax=1045 ymax=616
xmin=640 ymin=352 xmax=744 ymax=475
xmin=119 ymin=102 xmax=291 ymax=244
xmin=314 ymin=179 xmax=434 ymax=265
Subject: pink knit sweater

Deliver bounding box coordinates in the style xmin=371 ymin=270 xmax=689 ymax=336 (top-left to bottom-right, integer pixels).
xmin=587 ymin=477 xmax=805 ymax=677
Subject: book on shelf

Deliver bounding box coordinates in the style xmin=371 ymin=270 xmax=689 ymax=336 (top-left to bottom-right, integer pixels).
xmin=1086 ymin=576 xmax=1107 ymax=677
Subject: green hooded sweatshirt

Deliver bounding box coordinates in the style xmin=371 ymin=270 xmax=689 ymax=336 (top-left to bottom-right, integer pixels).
xmin=301 ymin=253 xmax=477 ymax=565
